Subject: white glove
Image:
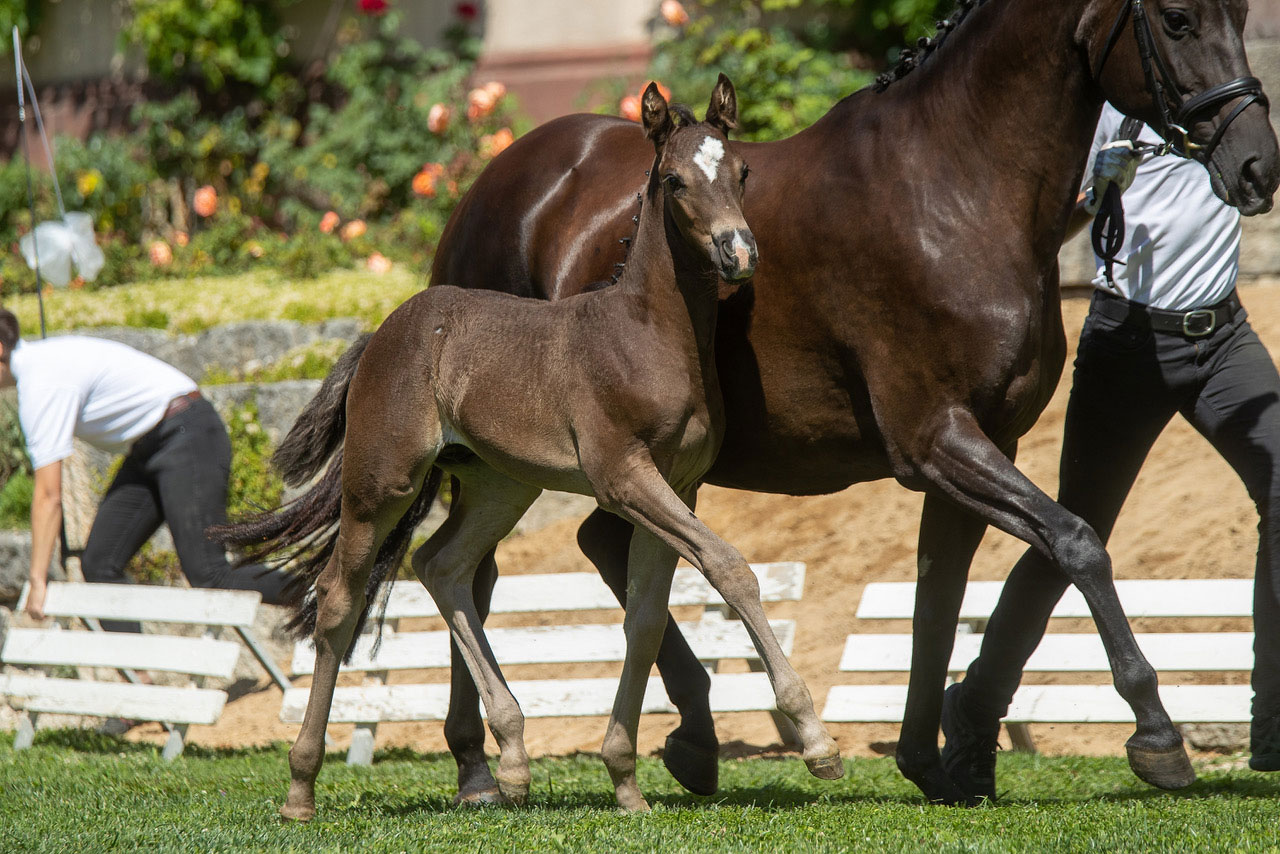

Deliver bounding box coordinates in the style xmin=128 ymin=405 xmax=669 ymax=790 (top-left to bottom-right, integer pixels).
xmin=1084 ymin=139 xmax=1141 ymax=215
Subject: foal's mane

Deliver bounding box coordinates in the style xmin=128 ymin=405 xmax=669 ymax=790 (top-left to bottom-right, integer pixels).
xmin=605 ymin=103 xmax=701 ymax=286
xmin=874 ymin=0 xmax=989 ymax=91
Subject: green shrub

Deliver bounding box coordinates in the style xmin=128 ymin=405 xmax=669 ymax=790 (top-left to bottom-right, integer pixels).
xmin=224 ymin=398 xmax=283 ymax=518
xmin=0 ymin=470 xmax=32 ymax=528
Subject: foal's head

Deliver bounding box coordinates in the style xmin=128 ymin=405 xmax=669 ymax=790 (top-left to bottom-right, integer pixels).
xmin=640 ymin=75 xmax=758 ymax=282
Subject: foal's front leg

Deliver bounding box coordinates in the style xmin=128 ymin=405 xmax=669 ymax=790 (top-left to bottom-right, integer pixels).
xmin=600 ymin=526 xmax=679 ymax=812
xmin=602 ymin=466 xmax=842 ymax=782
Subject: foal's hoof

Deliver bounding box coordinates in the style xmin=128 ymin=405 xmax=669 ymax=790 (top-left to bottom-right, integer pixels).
xmin=452 ymin=786 xmax=511 ymax=808
xmin=663 ymin=734 xmax=719 ymax=796
xmin=279 ymin=803 xmax=316 ymax=823
xmin=805 ymin=751 xmax=845 ymax=780
xmin=1126 ymin=742 xmax=1196 ymax=790
xmin=496 ymin=775 xmax=530 ymax=806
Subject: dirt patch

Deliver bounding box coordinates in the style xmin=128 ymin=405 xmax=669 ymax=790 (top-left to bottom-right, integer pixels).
xmin=162 ymin=282 xmax=1280 ymax=764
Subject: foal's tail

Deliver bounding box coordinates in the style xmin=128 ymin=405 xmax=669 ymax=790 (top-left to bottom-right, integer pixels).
xmin=211 ymin=332 xmax=442 ymax=660
xmin=272 ymin=332 xmax=373 ymax=488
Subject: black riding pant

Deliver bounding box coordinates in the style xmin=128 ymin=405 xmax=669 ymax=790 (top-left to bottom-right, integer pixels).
xmin=80 ymin=397 xmax=296 ymax=632
xmin=959 ymin=290 xmax=1280 ymax=728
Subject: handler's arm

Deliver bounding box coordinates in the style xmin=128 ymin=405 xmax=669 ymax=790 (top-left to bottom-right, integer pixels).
xmin=26 ymin=460 xmax=63 ymax=620
xmin=1065 ymin=193 xmax=1092 ymax=241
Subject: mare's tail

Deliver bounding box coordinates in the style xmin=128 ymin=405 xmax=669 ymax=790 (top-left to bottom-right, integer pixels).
xmin=211 ymin=332 xmax=441 ymax=660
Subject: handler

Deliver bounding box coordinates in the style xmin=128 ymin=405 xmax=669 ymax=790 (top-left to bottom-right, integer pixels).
xmin=0 ymin=308 xmax=296 ymax=628
xmin=941 ymin=103 xmax=1280 ymax=798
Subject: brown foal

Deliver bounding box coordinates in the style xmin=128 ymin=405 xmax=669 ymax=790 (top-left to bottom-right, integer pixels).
xmin=220 ymin=78 xmax=841 ymax=818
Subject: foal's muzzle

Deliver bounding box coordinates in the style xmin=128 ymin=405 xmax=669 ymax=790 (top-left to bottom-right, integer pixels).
xmin=713 ymin=228 xmax=758 ymax=281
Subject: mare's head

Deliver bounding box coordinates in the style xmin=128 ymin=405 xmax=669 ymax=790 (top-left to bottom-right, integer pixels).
xmin=1087 ymin=0 xmax=1279 ymax=214
xmin=641 ymin=74 xmax=758 ymax=281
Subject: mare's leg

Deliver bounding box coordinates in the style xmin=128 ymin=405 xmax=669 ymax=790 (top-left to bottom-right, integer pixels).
xmin=600 ymin=525 xmax=679 ymax=812
xmin=415 ymin=466 xmax=541 ymax=805
xmin=904 ymin=408 xmax=1191 ymax=803
xmin=894 ymin=494 xmax=990 ymax=805
xmin=282 ymin=478 xmax=430 ymax=821
xmin=578 ymin=507 xmax=719 ymax=794
xmin=596 ymin=463 xmax=841 ymax=780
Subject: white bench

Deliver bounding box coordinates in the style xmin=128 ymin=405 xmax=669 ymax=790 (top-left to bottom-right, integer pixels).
xmin=1 ymin=581 xmax=285 ymax=759
xmin=821 ymin=579 xmax=1254 ymax=751
xmin=283 ymin=562 xmax=806 ymax=765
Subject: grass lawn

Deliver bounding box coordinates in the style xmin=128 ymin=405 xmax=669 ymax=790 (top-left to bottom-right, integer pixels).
xmin=4 ymin=267 xmax=424 ymax=336
xmin=1 ymin=731 xmax=1278 ymax=853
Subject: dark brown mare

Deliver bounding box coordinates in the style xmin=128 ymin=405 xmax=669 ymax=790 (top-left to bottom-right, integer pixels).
xmin=430 ymin=0 xmax=1280 ymax=806
xmin=220 ymin=79 xmax=843 ymax=818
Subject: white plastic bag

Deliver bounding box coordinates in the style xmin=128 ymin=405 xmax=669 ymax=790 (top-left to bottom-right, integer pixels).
xmin=18 ymin=212 xmax=105 ymax=288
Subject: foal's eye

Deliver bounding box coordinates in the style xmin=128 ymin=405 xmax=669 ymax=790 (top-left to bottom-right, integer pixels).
xmin=1162 ymin=8 xmax=1193 ymax=36
xmin=663 ymin=174 xmax=686 ymax=193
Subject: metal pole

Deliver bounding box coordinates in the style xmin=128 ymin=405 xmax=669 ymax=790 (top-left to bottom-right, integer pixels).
xmin=13 ymin=27 xmax=45 ymax=338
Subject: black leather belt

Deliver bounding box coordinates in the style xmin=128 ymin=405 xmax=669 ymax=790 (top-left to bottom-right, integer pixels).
xmin=1093 ymin=290 xmax=1242 ymax=339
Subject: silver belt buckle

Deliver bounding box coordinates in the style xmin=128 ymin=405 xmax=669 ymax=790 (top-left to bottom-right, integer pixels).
xmin=1182 ymin=309 xmax=1216 ymax=337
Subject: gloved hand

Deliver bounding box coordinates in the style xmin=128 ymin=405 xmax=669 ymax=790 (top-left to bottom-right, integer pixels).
xmin=1084 ymin=139 xmax=1141 ymax=215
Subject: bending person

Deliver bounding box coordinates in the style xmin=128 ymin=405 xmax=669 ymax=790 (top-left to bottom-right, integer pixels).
xmin=0 ymin=308 xmax=297 ymax=629
xmin=941 ymin=102 xmax=1280 ymax=799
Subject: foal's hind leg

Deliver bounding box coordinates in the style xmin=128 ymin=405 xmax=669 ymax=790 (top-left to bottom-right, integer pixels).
xmin=282 ymin=484 xmax=428 ymax=821
xmin=904 ymin=412 xmax=1191 ymax=799
xmin=596 ymin=463 xmax=842 ymax=780
xmin=578 ymin=508 xmax=719 ymax=795
xmin=414 ymin=467 xmax=541 ymax=805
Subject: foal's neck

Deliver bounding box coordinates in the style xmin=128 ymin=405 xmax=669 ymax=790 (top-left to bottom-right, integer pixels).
xmin=617 ymin=166 xmax=722 ymax=366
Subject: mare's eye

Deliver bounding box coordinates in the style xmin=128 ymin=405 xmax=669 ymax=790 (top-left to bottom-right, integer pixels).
xmin=740 ymin=164 xmax=750 ymax=185
xmin=664 ymin=174 xmax=686 ymax=193
xmin=1162 ymin=8 xmax=1193 ymax=36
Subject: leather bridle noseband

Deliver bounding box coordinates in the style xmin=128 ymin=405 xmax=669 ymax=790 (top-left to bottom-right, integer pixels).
xmin=1093 ymin=0 xmax=1267 ymax=162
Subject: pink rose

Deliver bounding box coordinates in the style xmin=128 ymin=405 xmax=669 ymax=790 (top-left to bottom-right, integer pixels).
xmin=660 ymin=0 xmax=690 ymax=26
xmin=319 ymin=211 xmax=340 ymax=234
xmin=427 ymin=103 xmax=451 ymax=135
xmin=619 ymin=95 xmax=642 ymax=122
xmin=340 ymin=219 xmax=367 ymax=241
xmin=149 ymin=241 xmax=173 ymax=266
xmin=366 ymin=252 xmax=392 ymax=274
xmin=192 ymin=185 xmax=218 ymax=218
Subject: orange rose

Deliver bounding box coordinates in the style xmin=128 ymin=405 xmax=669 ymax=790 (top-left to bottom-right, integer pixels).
xmin=413 ymin=163 xmax=446 ymax=197
xmin=366 ymin=252 xmax=392 ymax=274
xmin=149 ymin=240 xmax=173 ymax=266
xmin=174 ymin=230 xmax=190 ymax=247
xmin=620 ymin=95 xmax=642 ymax=122
xmin=192 ymin=185 xmax=218 ymax=218
xmin=478 ymin=128 xmax=515 ymax=160
xmin=467 ymin=87 xmax=498 ymax=122
xmin=319 ymin=211 xmax=340 ymax=234
xmin=482 ymin=81 xmax=506 ymax=101
xmin=340 ymin=219 xmax=367 ymax=241
xmin=660 ymin=0 xmax=689 ymax=26
xmin=427 ymin=103 xmax=451 ymax=135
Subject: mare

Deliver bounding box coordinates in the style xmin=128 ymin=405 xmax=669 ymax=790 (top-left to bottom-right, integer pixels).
xmin=430 ymin=0 xmax=1280 ymax=806
xmin=219 ymin=78 xmax=842 ymax=818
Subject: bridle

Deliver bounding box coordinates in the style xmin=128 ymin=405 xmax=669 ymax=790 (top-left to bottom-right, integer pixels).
xmin=1093 ymin=0 xmax=1267 ymax=162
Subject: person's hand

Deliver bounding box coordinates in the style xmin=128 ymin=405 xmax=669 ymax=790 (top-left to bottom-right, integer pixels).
xmin=1084 ymin=140 xmax=1141 ymax=215
xmin=25 ymin=580 xmax=46 ymax=621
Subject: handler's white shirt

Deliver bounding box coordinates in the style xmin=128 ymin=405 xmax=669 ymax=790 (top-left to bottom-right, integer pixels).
xmin=1088 ymin=103 xmax=1241 ymax=310
xmin=10 ymin=336 xmax=197 ymax=469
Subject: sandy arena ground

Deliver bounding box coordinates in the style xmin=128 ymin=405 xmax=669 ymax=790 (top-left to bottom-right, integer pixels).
xmin=130 ymin=282 xmax=1280 ymax=766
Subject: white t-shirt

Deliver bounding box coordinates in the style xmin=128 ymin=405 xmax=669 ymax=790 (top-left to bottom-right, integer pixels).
xmin=1087 ymin=103 xmax=1241 ymax=310
xmin=11 ymin=336 xmax=198 ymax=469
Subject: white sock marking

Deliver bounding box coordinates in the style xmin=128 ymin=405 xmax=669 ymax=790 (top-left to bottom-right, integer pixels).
xmin=693 ymin=136 xmax=725 ymax=183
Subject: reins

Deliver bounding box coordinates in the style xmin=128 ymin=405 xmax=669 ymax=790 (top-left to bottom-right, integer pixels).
xmin=1090 ymin=0 xmax=1267 ymax=287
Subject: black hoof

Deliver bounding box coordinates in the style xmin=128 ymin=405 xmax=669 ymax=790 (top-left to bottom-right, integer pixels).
xmin=1126 ymin=741 xmax=1196 ymax=790
xmin=940 ymin=683 xmax=999 ymax=803
xmin=452 ymin=787 xmax=511 ymax=807
xmin=899 ymin=755 xmax=981 ymax=807
xmin=663 ymin=734 xmax=719 ymax=796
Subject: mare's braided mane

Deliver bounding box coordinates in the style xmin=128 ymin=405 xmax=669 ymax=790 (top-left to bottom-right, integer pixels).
xmin=609 ymin=103 xmax=700 ymax=285
xmin=875 ymin=0 xmax=988 ymax=91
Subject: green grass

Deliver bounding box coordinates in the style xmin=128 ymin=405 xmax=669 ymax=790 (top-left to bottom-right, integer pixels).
xmin=2 ymin=732 xmax=1279 ymax=853
xmin=6 ymin=267 xmax=423 ymax=337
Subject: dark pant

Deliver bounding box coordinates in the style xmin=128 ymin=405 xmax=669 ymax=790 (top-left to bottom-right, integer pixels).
xmin=959 ymin=290 xmax=1280 ymax=728
xmin=80 ymin=397 xmax=296 ymax=632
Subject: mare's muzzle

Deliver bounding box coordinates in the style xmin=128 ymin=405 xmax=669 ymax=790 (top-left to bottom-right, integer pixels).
xmin=713 ymin=228 xmax=758 ymax=281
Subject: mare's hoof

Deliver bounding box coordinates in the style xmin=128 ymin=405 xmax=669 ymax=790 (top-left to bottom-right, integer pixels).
xmin=496 ymin=775 xmax=530 ymax=806
xmin=663 ymin=734 xmax=719 ymax=796
xmin=279 ymin=803 xmax=315 ymax=823
xmin=452 ymin=786 xmax=511 ymax=808
xmin=1126 ymin=742 xmax=1196 ymax=790
xmin=805 ymin=752 xmax=846 ymax=780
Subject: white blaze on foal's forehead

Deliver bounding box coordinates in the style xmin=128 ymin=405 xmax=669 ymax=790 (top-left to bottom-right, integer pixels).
xmin=693 ymin=136 xmax=725 ymax=182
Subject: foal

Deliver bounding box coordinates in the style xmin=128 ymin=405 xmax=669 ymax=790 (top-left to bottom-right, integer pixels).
xmin=222 ymin=78 xmax=841 ymax=818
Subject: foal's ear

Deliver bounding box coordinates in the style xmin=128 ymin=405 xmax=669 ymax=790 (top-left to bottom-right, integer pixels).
xmin=641 ymin=82 xmax=674 ymax=150
xmin=705 ymin=73 xmax=738 ymax=136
